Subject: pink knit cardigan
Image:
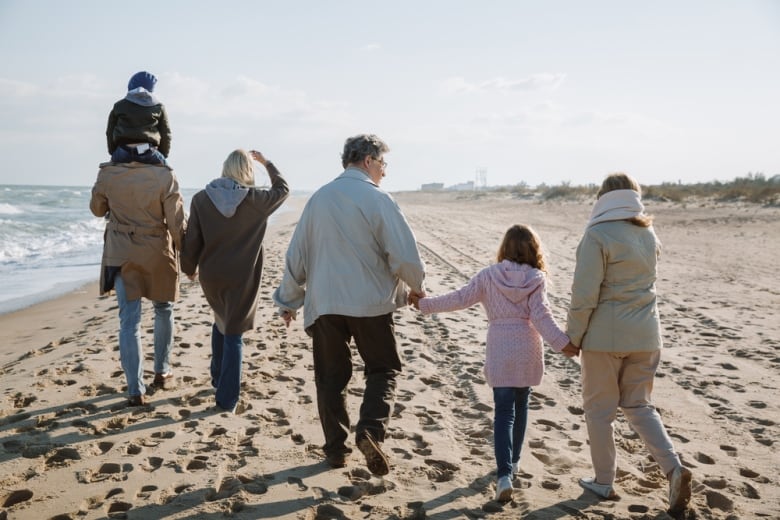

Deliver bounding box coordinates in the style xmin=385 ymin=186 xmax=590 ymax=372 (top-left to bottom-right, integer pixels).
xmin=419 ymin=260 xmax=570 ymax=388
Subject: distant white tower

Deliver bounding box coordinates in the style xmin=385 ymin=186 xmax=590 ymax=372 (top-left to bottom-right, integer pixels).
xmin=475 ymin=167 xmax=487 ymax=190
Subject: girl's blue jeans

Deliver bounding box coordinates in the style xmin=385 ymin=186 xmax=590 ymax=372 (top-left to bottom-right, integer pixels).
xmin=493 ymin=386 xmax=531 ymax=478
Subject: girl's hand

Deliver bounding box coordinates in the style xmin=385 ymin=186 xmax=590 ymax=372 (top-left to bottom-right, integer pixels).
xmin=561 ymin=342 xmax=580 ymax=358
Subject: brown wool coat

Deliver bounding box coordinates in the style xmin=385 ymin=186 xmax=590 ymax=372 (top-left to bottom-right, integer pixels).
xmin=180 ymin=165 xmax=289 ymax=335
xmin=90 ymin=162 xmax=185 ymax=302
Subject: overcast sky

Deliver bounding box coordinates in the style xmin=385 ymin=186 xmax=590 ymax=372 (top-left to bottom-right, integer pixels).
xmin=0 ymin=0 xmax=778 ymax=191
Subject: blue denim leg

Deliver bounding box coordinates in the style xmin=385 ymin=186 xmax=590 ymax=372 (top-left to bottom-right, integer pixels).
xmin=210 ymin=324 xmax=224 ymax=389
xmin=512 ymin=387 xmax=531 ymax=464
xmin=111 ymin=146 xmax=167 ymax=166
xmin=152 ymin=300 xmax=173 ymax=374
xmin=115 ymin=275 xmax=145 ymax=397
xmin=493 ymin=386 xmax=531 ymax=478
xmin=211 ymin=323 xmax=243 ymax=410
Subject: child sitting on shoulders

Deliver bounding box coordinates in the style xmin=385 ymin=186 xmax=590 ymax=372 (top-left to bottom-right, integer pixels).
xmin=106 ymin=70 xmax=171 ymax=166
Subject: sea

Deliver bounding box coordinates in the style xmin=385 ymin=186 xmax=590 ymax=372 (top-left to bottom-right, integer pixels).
xmin=0 ymin=185 xmax=209 ymax=315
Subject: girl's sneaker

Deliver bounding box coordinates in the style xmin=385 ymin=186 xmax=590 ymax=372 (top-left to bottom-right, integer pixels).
xmin=495 ymin=475 xmax=513 ymax=502
xmin=512 ymin=461 xmax=520 ymax=476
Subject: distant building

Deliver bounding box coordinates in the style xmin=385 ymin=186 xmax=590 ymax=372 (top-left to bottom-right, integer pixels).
xmin=447 ymin=181 xmax=475 ymax=191
xmin=421 ymin=182 xmax=444 ymax=191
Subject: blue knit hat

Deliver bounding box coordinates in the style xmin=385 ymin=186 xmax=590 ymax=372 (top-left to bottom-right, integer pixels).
xmin=128 ymin=71 xmax=157 ymax=92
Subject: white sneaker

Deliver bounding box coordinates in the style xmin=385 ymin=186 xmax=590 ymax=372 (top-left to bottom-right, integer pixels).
xmin=512 ymin=461 xmax=520 ymax=475
xmin=668 ymin=466 xmax=692 ymax=513
xmin=579 ymin=476 xmax=619 ymax=500
xmin=495 ymin=475 xmax=513 ymax=502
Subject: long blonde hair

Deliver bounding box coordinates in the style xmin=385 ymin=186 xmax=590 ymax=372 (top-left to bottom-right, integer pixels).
xmin=598 ymin=172 xmax=653 ymax=227
xmin=496 ymin=224 xmax=547 ymax=273
xmin=222 ymin=149 xmax=255 ymax=186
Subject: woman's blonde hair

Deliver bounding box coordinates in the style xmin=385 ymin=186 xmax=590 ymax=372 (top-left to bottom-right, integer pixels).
xmin=222 ymin=149 xmax=255 ymax=186
xmin=496 ymin=224 xmax=547 ymax=273
xmin=598 ymin=172 xmax=653 ymax=227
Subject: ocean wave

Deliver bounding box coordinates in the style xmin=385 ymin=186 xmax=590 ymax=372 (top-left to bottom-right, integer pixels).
xmin=0 ymin=203 xmax=22 ymax=215
xmin=0 ymin=218 xmax=104 ymax=263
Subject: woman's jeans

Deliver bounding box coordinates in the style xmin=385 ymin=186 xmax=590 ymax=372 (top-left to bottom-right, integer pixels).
xmin=210 ymin=323 xmax=243 ymax=410
xmin=493 ymin=386 xmax=531 ymax=478
xmin=115 ymin=275 xmax=173 ymax=397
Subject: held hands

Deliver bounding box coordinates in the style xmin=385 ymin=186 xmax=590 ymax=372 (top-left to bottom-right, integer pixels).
xmin=407 ymin=289 xmax=426 ymax=310
xmin=561 ymin=342 xmax=581 ymax=358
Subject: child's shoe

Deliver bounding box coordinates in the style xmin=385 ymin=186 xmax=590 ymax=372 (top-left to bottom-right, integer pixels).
xmin=495 ymin=475 xmax=513 ymax=502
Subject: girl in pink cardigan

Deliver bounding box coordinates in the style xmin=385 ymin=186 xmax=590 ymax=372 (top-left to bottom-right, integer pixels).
xmin=412 ymin=225 xmax=579 ymax=502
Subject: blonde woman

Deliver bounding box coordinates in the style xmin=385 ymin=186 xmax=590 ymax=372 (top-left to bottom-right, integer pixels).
xmin=567 ymin=173 xmax=692 ymax=513
xmin=181 ymin=149 xmax=289 ymax=412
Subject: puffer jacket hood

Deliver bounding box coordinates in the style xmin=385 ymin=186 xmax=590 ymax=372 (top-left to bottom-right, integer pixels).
xmin=125 ymin=87 xmax=161 ymax=107
xmin=486 ymin=259 xmax=544 ymax=303
xmin=205 ymin=177 xmax=249 ymax=218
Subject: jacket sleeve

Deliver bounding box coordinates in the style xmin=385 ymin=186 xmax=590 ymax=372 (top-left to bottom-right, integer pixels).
xmin=419 ymin=271 xmax=484 ymax=315
xmin=375 ymin=196 xmax=425 ymax=293
xmin=106 ymin=108 xmax=118 ymax=154
xmin=566 ymin=229 xmax=606 ymax=347
xmin=253 ymin=163 xmax=290 ymax=215
xmin=162 ymin=171 xmax=185 ymax=252
xmin=180 ymin=200 xmax=202 ymax=276
xmin=528 ymin=278 xmax=570 ymax=352
xmin=157 ymin=105 xmax=172 ymax=157
xmin=272 ymin=211 xmax=308 ymax=313
xmin=90 ymin=172 xmax=108 ymax=217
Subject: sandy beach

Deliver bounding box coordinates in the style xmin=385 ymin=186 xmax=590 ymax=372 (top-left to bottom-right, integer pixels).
xmin=1 ymin=191 xmax=778 ymax=520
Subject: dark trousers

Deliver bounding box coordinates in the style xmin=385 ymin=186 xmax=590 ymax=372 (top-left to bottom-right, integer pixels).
xmin=310 ymin=313 xmax=401 ymax=457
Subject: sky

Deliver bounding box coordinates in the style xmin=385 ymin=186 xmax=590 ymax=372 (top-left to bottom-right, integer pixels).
xmin=0 ymin=1 xmax=778 ymax=192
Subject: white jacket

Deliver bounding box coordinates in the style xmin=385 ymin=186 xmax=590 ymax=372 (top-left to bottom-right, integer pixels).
xmin=273 ymin=167 xmax=425 ymax=331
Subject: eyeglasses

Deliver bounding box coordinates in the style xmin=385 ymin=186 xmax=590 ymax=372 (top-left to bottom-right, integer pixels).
xmin=373 ymin=157 xmax=387 ymax=168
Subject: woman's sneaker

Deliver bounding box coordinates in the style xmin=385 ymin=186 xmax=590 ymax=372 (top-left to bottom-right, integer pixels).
xmin=512 ymin=461 xmax=520 ymax=476
xmin=495 ymin=475 xmax=513 ymax=502
xmin=668 ymin=466 xmax=692 ymax=513
xmin=579 ymin=477 xmax=619 ymax=500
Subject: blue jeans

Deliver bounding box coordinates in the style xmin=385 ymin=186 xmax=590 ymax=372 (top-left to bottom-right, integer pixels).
xmin=493 ymin=386 xmax=531 ymax=478
xmin=111 ymin=145 xmax=167 ymax=166
xmin=210 ymin=323 xmax=243 ymax=410
xmin=115 ymin=275 xmax=173 ymax=397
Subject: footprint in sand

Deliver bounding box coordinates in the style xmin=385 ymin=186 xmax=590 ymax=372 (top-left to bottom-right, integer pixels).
xmin=141 ymin=457 xmax=163 ymax=472
xmin=106 ymin=501 xmax=132 ymax=516
xmin=45 ymin=447 xmax=81 ymax=467
xmin=136 ymin=484 xmax=158 ymax=500
xmin=186 ymin=455 xmax=209 ymax=471
xmin=423 ymin=459 xmax=460 ymax=483
xmin=2 ymin=489 xmax=33 ymax=507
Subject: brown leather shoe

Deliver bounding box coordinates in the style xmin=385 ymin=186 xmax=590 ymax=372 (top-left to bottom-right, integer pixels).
xmin=127 ymin=394 xmax=148 ymax=407
xmin=153 ymin=372 xmax=176 ymax=390
xmin=325 ymin=452 xmax=347 ymax=469
xmin=357 ymin=432 xmax=389 ymax=476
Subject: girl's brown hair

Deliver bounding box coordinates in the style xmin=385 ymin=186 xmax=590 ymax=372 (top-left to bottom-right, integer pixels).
xmin=496 ymin=224 xmax=547 ymax=273
xmin=598 ymin=172 xmax=653 ymax=228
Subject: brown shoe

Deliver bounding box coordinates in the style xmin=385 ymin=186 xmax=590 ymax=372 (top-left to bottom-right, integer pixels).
xmin=325 ymin=452 xmax=347 ymax=469
xmin=357 ymin=432 xmax=389 ymax=476
xmin=153 ymin=372 xmax=176 ymax=390
xmin=127 ymin=394 xmax=148 ymax=407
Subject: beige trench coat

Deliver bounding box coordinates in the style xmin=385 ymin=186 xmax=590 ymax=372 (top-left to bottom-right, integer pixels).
xmin=90 ymin=162 xmax=185 ymax=302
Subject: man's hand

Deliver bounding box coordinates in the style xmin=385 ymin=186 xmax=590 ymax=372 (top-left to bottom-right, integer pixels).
xmin=280 ymin=310 xmax=295 ymax=328
xmin=407 ymin=289 xmax=426 ymax=310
